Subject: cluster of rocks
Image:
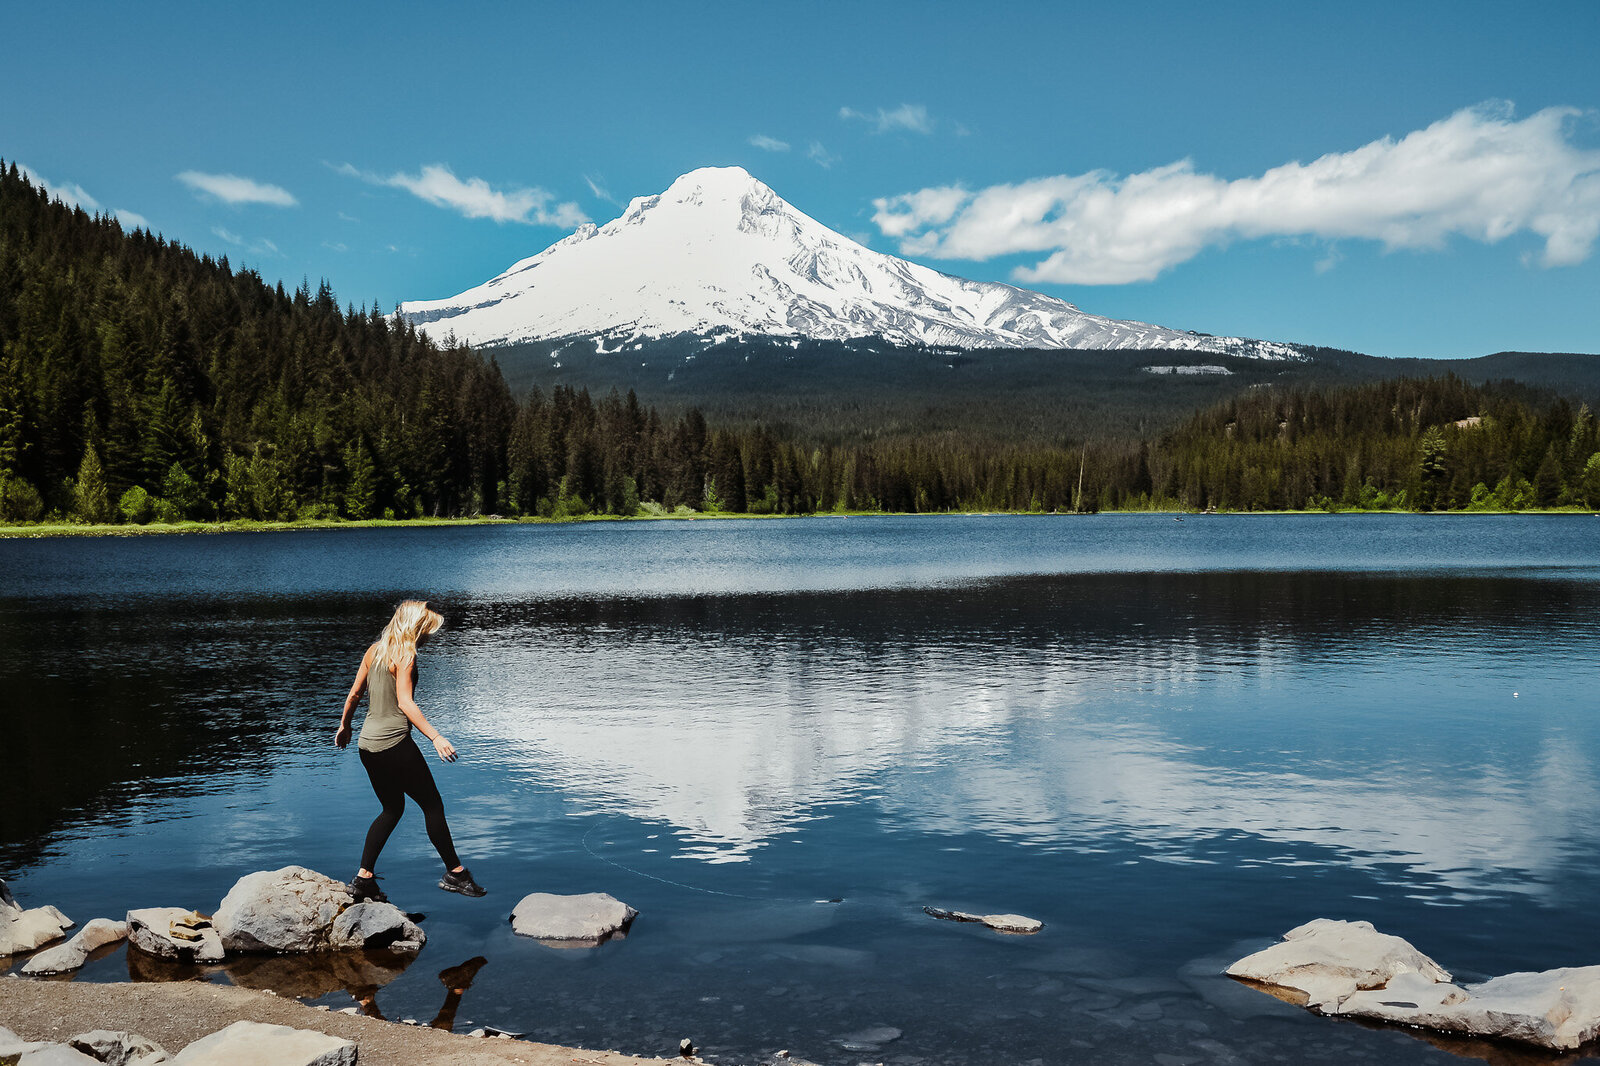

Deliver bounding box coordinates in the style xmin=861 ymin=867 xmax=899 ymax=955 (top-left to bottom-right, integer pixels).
xmin=1 ymin=1019 xmax=354 ymax=1066
xmin=1229 ymin=918 xmax=1600 ymax=1051
xmin=1 ymin=867 xmax=424 ymax=978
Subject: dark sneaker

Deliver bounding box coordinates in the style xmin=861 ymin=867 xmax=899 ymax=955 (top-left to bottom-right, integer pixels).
xmin=439 ymin=867 xmax=486 ymax=897
xmin=349 ymin=874 xmax=388 ymax=903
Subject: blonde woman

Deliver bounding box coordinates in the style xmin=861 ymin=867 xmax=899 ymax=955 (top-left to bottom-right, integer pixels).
xmin=335 ymin=600 xmax=485 ymax=899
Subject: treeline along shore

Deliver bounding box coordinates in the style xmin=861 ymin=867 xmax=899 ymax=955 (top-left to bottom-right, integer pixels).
xmin=4 ymin=160 xmax=1600 ymax=528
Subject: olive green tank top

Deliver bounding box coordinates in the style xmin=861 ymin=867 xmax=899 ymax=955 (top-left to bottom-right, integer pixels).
xmin=357 ymin=647 xmax=411 ymax=753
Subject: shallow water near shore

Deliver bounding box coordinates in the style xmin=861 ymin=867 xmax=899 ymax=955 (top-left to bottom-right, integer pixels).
xmin=5 ymin=514 xmax=1600 ymax=1064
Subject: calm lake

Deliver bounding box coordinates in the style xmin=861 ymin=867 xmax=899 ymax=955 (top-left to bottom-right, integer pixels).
xmin=5 ymin=515 xmax=1600 ymax=1065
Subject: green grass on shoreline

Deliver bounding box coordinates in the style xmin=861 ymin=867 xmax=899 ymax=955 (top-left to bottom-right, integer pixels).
xmin=2 ymin=507 xmax=1596 ymax=539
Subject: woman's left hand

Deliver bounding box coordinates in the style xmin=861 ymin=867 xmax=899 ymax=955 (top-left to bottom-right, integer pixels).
xmin=432 ymin=734 xmax=458 ymax=763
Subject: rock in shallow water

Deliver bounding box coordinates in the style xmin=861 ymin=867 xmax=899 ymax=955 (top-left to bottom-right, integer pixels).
xmin=125 ymin=909 xmax=223 ymax=964
xmin=327 ymin=901 xmax=425 ymax=953
xmin=510 ymin=892 xmax=637 ymax=942
xmin=21 ymin=918 xmax=129 ymax=976
xmin=214 ymin=867 xmax=352 ymax=954
xmin=1228 ymin=918 xmax=1600 ymax=1050
xmin=0 ymin=878 xmax=75 ymax=956
xmin=924 ymin=905 xmax=1043 ymax=934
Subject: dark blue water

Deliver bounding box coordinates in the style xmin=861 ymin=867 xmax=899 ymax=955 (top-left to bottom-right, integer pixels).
xmin=5 ymin=515 xmax=1600 ymax=1065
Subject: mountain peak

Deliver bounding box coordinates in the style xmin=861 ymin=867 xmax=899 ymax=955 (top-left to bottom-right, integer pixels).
xmin=399 ymin=169 xmax=1300 ymax=359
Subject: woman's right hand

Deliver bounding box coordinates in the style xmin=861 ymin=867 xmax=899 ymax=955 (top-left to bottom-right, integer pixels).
xmin=432 ymin=734 xmax=458 ymax=762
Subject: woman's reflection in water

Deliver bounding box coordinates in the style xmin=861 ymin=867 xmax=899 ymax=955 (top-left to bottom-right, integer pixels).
xmin=353 ymin=955 xmax=489 ymax=1030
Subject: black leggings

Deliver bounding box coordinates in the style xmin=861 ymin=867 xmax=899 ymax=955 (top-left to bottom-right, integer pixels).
xmin=358 ymin=737 xmax=460 ymax=871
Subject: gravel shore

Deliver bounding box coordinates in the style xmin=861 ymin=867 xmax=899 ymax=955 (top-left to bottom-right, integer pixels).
xmin=0 ymin=979 xmax=667 ymax=1066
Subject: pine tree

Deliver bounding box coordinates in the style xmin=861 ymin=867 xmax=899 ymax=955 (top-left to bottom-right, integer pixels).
xmin=73 ymin=442 xmax=112 ymax=523
xmin=343 ymin=439 xmax=377 ymax=520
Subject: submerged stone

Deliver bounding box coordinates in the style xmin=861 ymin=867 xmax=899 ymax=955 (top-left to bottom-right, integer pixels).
xmin=924 ymin=905 xmax=1043 ymax=934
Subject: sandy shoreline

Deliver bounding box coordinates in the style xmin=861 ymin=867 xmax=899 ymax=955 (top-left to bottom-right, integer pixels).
xmin=0 ymin=978 xmax=670 ymax=1066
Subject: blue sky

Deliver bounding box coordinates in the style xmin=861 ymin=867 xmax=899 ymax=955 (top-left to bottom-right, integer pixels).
xmin=4 ymin=0 xmax=1598 ymax=358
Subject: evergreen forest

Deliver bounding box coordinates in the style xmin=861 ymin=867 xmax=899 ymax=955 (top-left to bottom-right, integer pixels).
xmin=4 ymin=161 xmax=1600 ymax=527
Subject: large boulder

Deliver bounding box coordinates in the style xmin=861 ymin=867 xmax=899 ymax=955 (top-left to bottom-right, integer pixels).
xmin=125 ymin=909 xmax=224 ymax=964
xmin=213 ymin=867 xmax=352 ymax=953
xmin=510 ymin=892 xmax=637 ymax=943
xmin=1229 ymin=919 xmax=1600 ymax=1050
xmin=327 ymin=901 xmax=424 ymax=953
xmin=68 ymin=1030 xmax=170 ymax=1065
xmin=0 ymin=878 xmax=74 ymax=956
xmin=169 ymin=1021 xmax=354 ymax=1066
xmin=21 ymin=918 xmax=129 ymax=976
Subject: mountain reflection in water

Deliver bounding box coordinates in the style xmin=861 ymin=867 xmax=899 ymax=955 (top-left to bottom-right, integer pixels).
xmin=6 ymin=516 xmax=1600 ymax=1066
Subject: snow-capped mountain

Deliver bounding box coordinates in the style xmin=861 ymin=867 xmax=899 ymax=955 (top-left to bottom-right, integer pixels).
xmin=400 ymin=166 xmax=1301 ymax=359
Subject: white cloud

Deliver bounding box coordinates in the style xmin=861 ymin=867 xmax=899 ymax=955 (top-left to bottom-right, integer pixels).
xmin=177 ymin=170 xmax=297 ymax=207
xmin=748 ymin=134 xmax=790 ymax=152
xmin=210 ymin=225 xmax=279 ymax=257
xmin=336 ymin=162 xmax=587 ymax=226
xmin=840 ymin=103 xmax=932 ymax=135
xmin=872 ymin=103 xmax=1600 ymax=284
xmin=584 ymin=174 xmax=620 ymax=207
xmin=807 ymin=141 xmax=839 ymax=169
xmin=19 ymin=164 xmax=149 ymax=230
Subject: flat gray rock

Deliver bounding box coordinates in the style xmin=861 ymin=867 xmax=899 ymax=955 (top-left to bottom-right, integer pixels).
xmin=68 ymin=1029 xmax=169 ymax=1065
xmin=510 ymin=892 xmax=636 ymax=942
xmin=1229 ymin=919 xmax=1600 ymax=1050
xmin=169 ymin=1021 xmax=354 ymax=1066
xmin=214 ymin=867 xmax=352 ymax=954
xmin=327 ymin=901 xmax=425 ymax=953
xmin=125 ymin=909 xmax=224 ymax=964
xmin=924 ymin=906 xmax=1042 ymax=934
xmin=22 ymin=918 xmax=129 ymax=976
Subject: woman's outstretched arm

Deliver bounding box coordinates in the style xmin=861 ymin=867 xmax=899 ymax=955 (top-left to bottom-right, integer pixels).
xmin=335 ymin=645 xmax=374 ymax=749
xmin=395 ymin=655 xmax=458 ymax=762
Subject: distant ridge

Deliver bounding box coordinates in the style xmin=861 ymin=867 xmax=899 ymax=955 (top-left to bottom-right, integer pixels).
xmin=399 ymin=166 xmax=1303 ymax=359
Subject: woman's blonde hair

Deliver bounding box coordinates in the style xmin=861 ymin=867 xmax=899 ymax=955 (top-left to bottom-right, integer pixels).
xmin=373 ymin=600 xmax=444 ymax=671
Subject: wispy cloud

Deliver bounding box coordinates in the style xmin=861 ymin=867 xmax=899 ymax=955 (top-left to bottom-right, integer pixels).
xmin=807 ymin=141 xmax=839 ymax=169
xmin=210 ymin=225 xmax=280 ymax=257
xmin=584 ymin=174 xmax=620 ymax=207
xmin=872 ymin=103 xmax=1600 ymax=284
xmin=840 ymin=104 xmax=932 ymax=135
xmin=19 ymin=164 xmax=149 ymax=230
xmin=177 ymin=171 xmax=297 ymax=207
xmin=748 ymin=134 xmax=791 ymax=153
xmin=336 ymin=162 xmax=587 ymax=226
